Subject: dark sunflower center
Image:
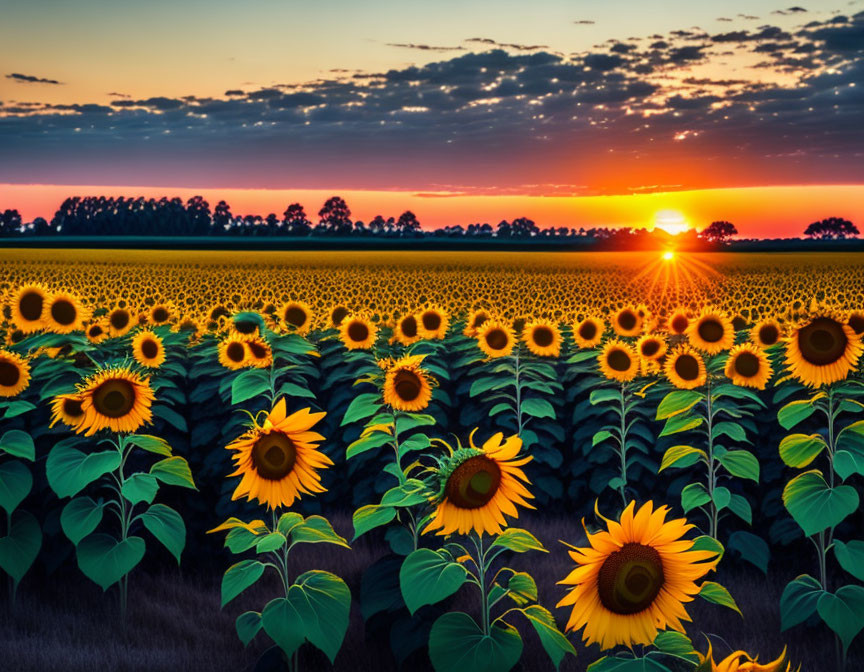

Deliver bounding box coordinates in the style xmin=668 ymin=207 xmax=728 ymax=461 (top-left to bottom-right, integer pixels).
xmin=446 ymin=456 xmax=502 ymax=509
xmin=732 ymin=316 xmax=747 ymax=331
xmin=211 ymin=306 xmax=230 ymax=320
xmin=617 ymin=310 xmax=637 ymax=331
xmin=401 ymin=315 xmax=418 ymax=338
xmin=532 ymin=326 xmax=554 ymax=347
xmin=849 ymin=314 xmax=864 ymax=335
xmin=671 ymin=315 xmax=689 ymax=334
xmin=579 ymin=321 xmax=597 ymax=340
xmin=674 ymin=354 xmax=700 ymax=381
xmin=472 ymin=314 xmax=488 ymax=329
xmin=607 ymin=349 xmax=632 ymax=372
xmin=393 ymin=369 xmax=422 ymax=401
xmin=63 ymin=397 xmax=84 ymax=417
xmin=89 ymin=325 xmax=104 ymax=337
xmin=234 ymin=320 xmax=257 ymax=334
xmin=226 ymin=341 xmax=246 ymax=362
xmin=759 ymin=324 xmax=779 ymax=345
xmin=798 ymin=318 xmax=847 ymax=366
xmin=51 ymin=299 xmax=77 ymax=326
xmin=19 ymin=291 xmax=44 ymax=321
xmin=331 ymin=306 xmax=348 ymax=326
xmin=252 ymin=432 xmax=297 ymax=480
xmin=10 ymin=330 xmax=25 ymax=344
xmin=0 ymin=361 xmax=21 ymax=387
xmin=484 ymin=328 xmax=509 ymax=351
xmin=141 ymin=339 xmax=159 ymax=360
xmin=110 ymin=310 xmax=130 ymax=330
xmin=152 ymin=307 xmax=169 ymax=323
xmin=285 ymin=306 xmax=307 ymax=327
xmin=422 ymin=311 xmax=441 ymax=331
xmin=248 ymin=341 xmax=268 ymax=359
xmin=697 ymin=318 xmax=724 ymax=343
xmin=734 ymin=351 xmax=760 ymax=378
xmin=640 ymin=340 xmax=660 ymax=357
xmin=93 ymin=379 xmax=136 ymax=418
xmin=597 ymin=542 xmax=665 ymax=615
xmin=348 ymin=321 xmax=369 ymax=342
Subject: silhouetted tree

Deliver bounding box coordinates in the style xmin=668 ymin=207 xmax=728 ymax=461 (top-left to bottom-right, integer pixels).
xmin=699 ymin=221 xmax=738 ymax=243
xmin=213 ymin=200 xmax=233 ymax=234
xmin=0 ymin=209 xmax=22 ymax=236
xmin=317 ymin=196 xmax=352 ymax=235
xmin=186 ymin=196 xmax=212 ymax=236
xmin=804 ymin=217 xmax=859 ymax=240
xmin=397 ymin=210 xmax=421 ymax=237
xmin=283 ymin=203 xmax=311 ymax=235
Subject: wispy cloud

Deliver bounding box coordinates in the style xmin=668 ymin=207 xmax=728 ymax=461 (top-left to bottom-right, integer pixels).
xmin=6 ymin=72 xmax=63 ymax=85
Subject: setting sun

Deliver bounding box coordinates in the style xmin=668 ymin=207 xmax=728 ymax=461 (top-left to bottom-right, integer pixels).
xmin=653 ymin=210 xmax=691 ymax=236
xmin=662 ymin=250 xmax=675 ymax=260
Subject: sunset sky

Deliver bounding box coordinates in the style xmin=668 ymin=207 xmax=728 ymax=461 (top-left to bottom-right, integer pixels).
xmin=2 ymin=1 xmax=863 ymax=236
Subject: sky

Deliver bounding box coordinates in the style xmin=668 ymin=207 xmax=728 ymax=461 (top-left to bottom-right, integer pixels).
xmin=2 ymin=0 xmax=864 ymax=235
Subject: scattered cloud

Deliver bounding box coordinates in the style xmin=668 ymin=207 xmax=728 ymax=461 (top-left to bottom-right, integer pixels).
xmin=386 ymin=42 xmax=465 ymax=52
xmin=6 ymin=72 xmax=63 ymax=85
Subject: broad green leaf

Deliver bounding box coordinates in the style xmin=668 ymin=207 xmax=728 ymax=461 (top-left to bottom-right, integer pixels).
xmin=0 ymin=430 xmax=35 ymax=461
xmin=777 ymin=398 xmax=817 ymax=430
xmin=690 ymin=535 xmax=725 ymax=561
xmin=60 ymin=496 xmax=105 ymax=545
xmin=782 ymin=470 xmax=859 ymax=536
xmin=659 ymin=413 xmax=702 ymax=438
xmin=126 ymin=434 xmax=173 ymax=456
xmin=656 ymin=390 xmax=702 ymax=420
xmin=653 ymin=631 xmax=698 ymax=663
xmin=521 ymin=397 xmax=556 ymax=420
xmin=780 ymin=574 xmax=824 ymax=631
xmin=659 ymin=445 xmax=704 ymax=472
xmin=835 ymin=450 xmax=864 ymax=480
xmin=587 ymin=656 xmax=672 ymax=671
xmin=380 ymin=479 xmax=429 ymax=507
xmin=0 ymin=510 xmax=41 ymax=585
xmin=46 ymin=440 xmax=121 ymax=498
xmin=398 ymin=433 xmax=431 ymax=458
xmin=429 ymin=612 xmax=523 ymax=672
xmin=712 ymin=421 xmax=747 ymax=443
xmin=121 ymin=473 xmax=159 ymax=505
xmin=341 ymin=393 xmax=382 ymax=426
xmin=521 ymin=605 xmax=576 ymax=670
xmin=505 ymin=572 xmax=538 ymax=606
xmin=717 ymin=450 xmax=760 ymax=482
xmin=76 ymin=533 xmax=145 ymax=591
xmin=817 ymin=585 xmax=864 ymax=655
xmin=712 ymin=486 xmax=731 ymax=512
xmin=231 ymin=368 xmax=271 ymax=404
xmin=698 ymin=581 xmax=741 ymax=616
xmin=681 ymin=483 xmax=710 ymax=514
xmin=276 ymin=512 xmax=304 ymax=537
xmin=727 ymin=531 xmax=769 ymax=574
xmin=592 ymin=430 xmax=614 ymax=447
xmin=778 ymin=433 xmax=827 ymax=469
xmin=256 ymin=532 xmax=287 ymax=553
xmin=140 ymin=503 xmax=185 ymax=563
xmin=235 ymin=611 xmax=262 ymax=647
xmin=346 ymin=431 xmax=392 ymax=459
xmin=290 ymin=515 xmax=350 ymax=548
xmin=261 ymin=596 xmax=305 ymax=658
xmin=0 ymin=460 xmax=32 ymax=515
xmin=352 ymin=504 xmax=396 ymax=540
xmin=287 ymin=570 xmax=351 ymax=663
xmin=222 ymin=559 xmax=267 ymax=607
xmin=726 ymin=493 xmax=752 ymax=525
xmin=150 ymin=456 xmax=197 ymax=489
xmin=590 ymin=388 xmax=620 ymax=405
xmin=400 ymin=548 xmax=467 ymax=614
xmin=490 ymin=528 xmax=547 ymax=553
xmin=833 ymin=540 xmax=864 ymax=582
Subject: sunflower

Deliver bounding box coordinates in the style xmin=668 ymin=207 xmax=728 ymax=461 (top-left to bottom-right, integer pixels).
xmin=148 ymin=303 xmax=173 ymax=325
xmin=750 ymin=318 xmax=782 ymax=348
xmin=476 ymin=320 xmax=515 ymax=358
xmin=556 ymin=500 xmax=719 ymax=650
xmin=226 ymin=398 xmax=331 ymax=509
xmin=423 ymin=430 xmax=534 ymax=536
xmin=664 ymin=345 xmax=706 ymax=389
xmin=636 ymin=334 xmax=667 ymax=361
xmin=45 ymin=291 xmax=87 ymax=333
xmin=687 ymin=308 xmax=734 ymax=354
xmin=598 ymin=340 xmax=638 ymax=382
xmin=281 ymin=301 xmax=313 ymax=335
xmin=731 ymin=314 xmax=748 ymax=332
xmin=612 ymin=306 xmax=643 ymax=337
xmin=463 ymin=309 xmax=491 ymax=337
xmin=107 ymin=307 xmax=135 ymax=338
xmin=11 ymin=284 xmax=49 ymax=333
xmin=218 ymin=333 xmax=251 ymax=369
xmin=523 ymin=319 xmax=562 ymax=357
xmin=666 ymin=307 xmax=691 ymax=336
xmin=329 ymin=305 xmax=349 ymax=328
xmin=574 ymin=317 xmax=604 ymax=348
xmin=49 ymin=393 xmax=86 ymax=430
xmin=417 ymin=306 xmax=449 ymax=340
xmin=785 ymin=308 xmax=863 ymax=387
xmin=77 ymin=366 xmax=154 ymax=436
xmin=245 ymin=336 xmax=273 ymax=369
xmin=725 ymin=343 xmax=771 ymax=390
xmin=85 ymin=320 xmax=109 ymax=344
xmin=393 ymin=313 xmax=421 ymax=346
xmin=340 ymin=315 xmax=377 ymax=350
xmin=132 ymin=330 xmax=166 ymax=368
xmin=848 ymin=310 xmax=864 ymax=337
xmin=0 ymin=349 xmax=31 ymax=398
xmin=698 ymin=642 xmax=794 ymax=672
xmin=382 ymin=354 xmax=434 ymax=412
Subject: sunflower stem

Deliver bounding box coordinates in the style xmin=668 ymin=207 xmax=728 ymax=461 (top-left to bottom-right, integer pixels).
xmin=617 ymin=383 xmax=628 ymax=506
xmin=513 ymin=347 xmax=523 ymax=437
xmin=470 ymin=532 xmax=490 ymax=635
xmin=704 ymin=374 xmax=719 ymax=541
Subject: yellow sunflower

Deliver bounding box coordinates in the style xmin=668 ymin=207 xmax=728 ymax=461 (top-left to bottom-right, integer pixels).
xmin=664 ymin=345 xmax=706 ymax=389
xmin=11 ymin=284 xmax=49 ymax=333
xmin=148 ymin=303 xmax=174 ymax=326
xmin=245 ymin=336 xmax=273 ymax=369
xmin=463 ymin=309 xmax=491 ymax=338
xmin=476 ymin=320 xmax=515 ymax=358
xmin=574 ymin=317 xmax=604 ymax=348
xmin=77 ymin=366 xmax=154 ymax=436
xmin=785 ymin=308 xmax=863 ymax=387
xmin=107 ymin=307 xmax=135 ymax=338
xmin=340 ymin=315 xmax=377 ymax=350
xmin=725 ymin=343 xmax=772 ymax=390
xmin=329 ymin=305 xmax=349 ymax=328
xmin=687 ymin=308 xmax=734 ymax=354
xmin=393 ymin=313 xmax=421 ymax=346
xmin=132 ymin=330 xmax=166 ymax=368
xmin=49 ymin=393 xmax=86 ymax=430
xmin=612 ymin=306 xmax=643 ymax=337
xmin=382 ymin=354 xmax=434 ymax=412
xmin=666 ymin=307 xmax=691 ymax=336
xmin=557 ymin=500 xmax=719 ymax=650
xmin=45 ymin=291 xmax=87 ymax=334
xmin=226 ymin=398 xmax=331 ymax=510
xmin=417 ymin=306 xmax=449 ymax=340
xmin=636 ymin=334 xmax=667 ymax=361
xmin=750 ymin=318 xmax=782 ymax=348
xmin=424 ymin=430 xmax=534 ymax=536
xmin=218 ymin=333 xmax=251 ymax=369
xmin=85 ymin=320 xmax=109 ymax=344
xmin=848 ymin=310 xmax=864 ymax=337
xmin=523 ymin=319 xmax=562 ymax=357
xmin=281 ymin=301 xmax=313 ymax=335
xmin=698 ymin=642 xmax=794 ymax=672
xmin=0 ymin=349 xmax=31 ymax=398
xmin=598 ymin=340 xmax=638 ymax=382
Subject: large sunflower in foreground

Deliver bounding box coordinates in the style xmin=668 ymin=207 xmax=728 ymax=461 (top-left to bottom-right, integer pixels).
xmin=77 ymin=366 xmax=154 ymax=436
xmin=598 ymin=339 xmax=638 ymax=382
xmin=0 ymin=349 xmax=31 ymax=398
xmin=785 ymin=308 xmax=863 ymax=387
xmin=132 ymin=330 xmax=166 ymax=368
xmin=687 ymin=308 xmax=734 ymax=354
xmin=612 ymin=306 xmax=643 ymax=337
xmin=523 ymin=319 xmax=562 ymax=357
xmin=423 ymin=430 xmax=534 ymax=536
xmin=45 ymin=291 xmax=87 ymax=334
xmin=417 ymin=306 xmax=449 ymax=340
xmin=556 ymin=500 xmax=719 ymax=650
xmin=476 ymin=320 xmax=515 ymax=358
xmin=573 ymin=317 xmax=604 ymax=348
xmin=698 ymin=642 xmax=794 ymax=672
xmin=340 ymin=315 xmax=377 ymax=350
xmin=226 ymin=398 xmax=331 ymax=509
xmin=11 ymin=284 xmax=49 ymax=333
xmin=725 ymin=343 xmax=772 ymax=390
xmin=664 ymin=345 xmax=706 ymax=389
xmin=382 ymin=354 xmax=434 ymax=412
xmin=49 ymin=393 xmax=86 ymax=430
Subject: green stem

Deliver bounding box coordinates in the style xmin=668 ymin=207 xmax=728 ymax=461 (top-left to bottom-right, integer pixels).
xmin=705 ymin=375 xmax=719 ymax=541
xmin=513 ymin=348 xmax=523 ymax=436
xmin=471 ymin=533 xmax=490 ymax=636
xmin=617 ymin=383 xmax=628 ymax=506
xmin=116 ymin=435 xmax=130 ymax=622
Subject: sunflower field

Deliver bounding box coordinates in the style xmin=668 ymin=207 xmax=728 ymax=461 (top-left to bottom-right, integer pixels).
xmin=2 ymin=248 xmax=864 ymax=671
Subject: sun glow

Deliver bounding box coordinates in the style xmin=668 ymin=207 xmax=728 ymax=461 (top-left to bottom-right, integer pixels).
xmin=653 ymin=210 xmax=690 ymax=235
xmin=662 ymin=251 xmax=674 ymax=261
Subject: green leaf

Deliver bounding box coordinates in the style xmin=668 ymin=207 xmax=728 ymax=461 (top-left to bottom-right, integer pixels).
xmin=833 ymin=540 xmax=864 ymax=582
xmin=46 ymin=440 xmax=121 ymax=498
xmin=380 ymin=479 xmax=429 ymax=507
xmin=121 ymin=473 xmax=159 ymax=505
xmin=126 ymin=434 xmax=173 ymax=456
xmin=690 ymin=535 xmax=725 ymax=561
xmin=656 ymin=390 xmax=702 ymax=420
xmin=782 ymin=470 xmax=859 ymax=536
xmin=653 ymin=631 xmax=698 ymax=663
xmin=490 ymin=528 xmax=547 ymax=553
xmin=592 ymin=430 xmax=613 ymax=447
xmin=0 ymin=510 xmax=41 ymax=585
xmin=352 ymin=504 xmax=396 ymax=540
xmin=717 ymin=450 xmax=760 ymax=482
xmin=712 ymin=421 xmax=747 ymax=443
xmin=470 ymin=376 xmax=509 ymax=397
xmin=698 ymin=581 xmax=741 ymax=616
xmin=835 ymin=450 xmax=864 ymax=480
xmin=778 ymin=398 xmax=818 ymax=430
xmin=346 ymin=430 xmax=392 ymax=459
xmin=519 ymin=605 xmax=576 ymax=670
xmin=658 ymin=445 xmax=704 ymax=472
xmin=712 ymin=486 xmax=731 ymax=512
xmin=149 ymin=456 xmax=197 ymax=490
xmin=429 ymin=612 xmax=523 ymax=672
xmin=728 ymin=531 xmax=769 ymax=574
xmin=140 ymin=503 xmax=185 ymax=563
xmin=817 ymin=585 xmax=864 ymax=655
xmin=2 ymin=400 xmax=36 ymax=419
xmin=726 ymin=494 xmax=752 ymax=525
xmin=587 ymin=656 xmax=672 ymax=672
xmin=780 ymin=574 xmax=824 ymax=631
xmin=60 ymin=496 xmax=105 ymax=545
xmin=398 ymin=433 xmax=431 ymax=458
xmin=521 ymin=397 xmax=556 ymax=420
xmin=261 ymin=596 xmax=305 ymax=659
xmin=76 ymin=533 xmax=145 ymax=590
xmin=222 ymin=559 xmax=267 ymax=607
xmin=659 ymin=413 xmax=702 ymax=438
xmin=505 ymin=572 xmax=538 ymax=606
xmin=235 ymin=611 xmax=262 ymax=647
xmin=277 ymin=381 xmax=316 ymax=399
xmin=681 ymin=483 xmax=710 ymax=514
xmin=256 ymin=532 xmax=287 ymax=553
xmin=341 ymin=393 xmax=382 ymax=426
xmin=0 ymin=430 xmax=35 ymax=460
xmin=276 ymin=512 xmax=304 ymax=537
xmin=400 ymin=548 xmax=467 ymax=614
xmin=779 ymin=434 xmax=827 ymax=469
xmin=590 ymin=388 xmax=620 ymax=405
xmin=395 ymin=413 xmax=436 ymax=433
xmin=290 ymin=515 xmax=350 ymax=548
xmin=231 ymin=368 xmax=271 ymax=404
xmin=0 ymin=460 xmax=32 ymax=515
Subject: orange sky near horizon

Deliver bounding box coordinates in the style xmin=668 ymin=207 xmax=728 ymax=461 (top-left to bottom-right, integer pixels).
xmin=2 ymin=183 xmax=863 ymax=238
